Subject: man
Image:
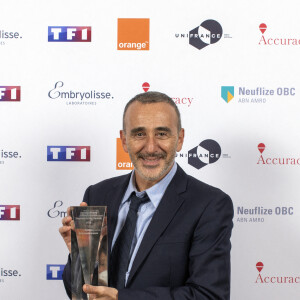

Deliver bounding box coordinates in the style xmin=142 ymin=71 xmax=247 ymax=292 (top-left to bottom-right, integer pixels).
xmin=60 ymin=91 xmax=234 ymax=300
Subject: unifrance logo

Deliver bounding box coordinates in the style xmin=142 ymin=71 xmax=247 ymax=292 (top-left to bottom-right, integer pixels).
xmin=46 ymin=265 xmax=64 ymax=280
xmin=48 ymin=26 xmax=91 ymax=42
xmin=255 ymin=262 xmax=300 ymax=284
xmin=258 ymin=23 xmax=300 ymax=46
xmin=142 ymin=82 xmax=150 ymax=92
xmin=257 ymin=143 xmax=300 ymax=165
xmin=47 ymin=146 xmax=90 ymax=161
xmin=0 ymin=205 xmax=20 ymax=221
xmin=118 ymin=19 xmax=149 ymax=50
xmin=221 ymin=85 xmax=295 ymax=104
xmin=0 ymin=86 xmax=20 ymax=101
xmin=188 ymin=140 xmax=222 ymax=169
xmin=116 ymin=138 xmax=133 ymax=170
xmin=175 ymin=20 xmax=231 ymax=50
xmin=221 ymin=86 xmax=234 ymax=103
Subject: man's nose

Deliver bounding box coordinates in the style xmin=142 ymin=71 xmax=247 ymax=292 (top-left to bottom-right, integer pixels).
xmin=144 ymin=135 xmax=158 ymax=153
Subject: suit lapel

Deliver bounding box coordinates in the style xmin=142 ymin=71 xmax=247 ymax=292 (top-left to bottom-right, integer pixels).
xmin=127 ymin=165 xmax=188 ymax=285
xmin=107 ymin=174 xmax=131 ymax=255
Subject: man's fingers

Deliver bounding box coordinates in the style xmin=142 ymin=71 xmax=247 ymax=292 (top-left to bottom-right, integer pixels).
xmin=59 ymin=226 xmax=71 ymax=234
xmin=61 ymin=216 xmax=72 ymax=226
xmin=83 ymin=284 xmax=104 ymax=295
xmin=80 ymin=202 xmax=88 ymax=207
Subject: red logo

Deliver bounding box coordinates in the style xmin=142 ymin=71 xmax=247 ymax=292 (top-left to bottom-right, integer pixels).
xmin=259 ymin=23 xmax=267 ymax=34
xmin=257 ymin=143 xmax=265 ymax=154
xmin=142 ymin=82 xmax=150 ymax=92
xmin=256 ymin=262 xmax=264 ymax=272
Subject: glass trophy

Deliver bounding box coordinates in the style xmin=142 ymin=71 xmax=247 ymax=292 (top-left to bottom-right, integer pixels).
xmin=71 ymin=206 xmax=108 ymax=300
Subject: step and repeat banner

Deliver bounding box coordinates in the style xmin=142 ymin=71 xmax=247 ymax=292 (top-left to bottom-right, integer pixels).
xmin=1 ymin=1 xmax=300 ymax=299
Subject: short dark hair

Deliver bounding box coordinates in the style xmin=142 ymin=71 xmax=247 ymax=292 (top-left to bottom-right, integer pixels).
xmin=123 ymin=91 xmax=182 ymax=133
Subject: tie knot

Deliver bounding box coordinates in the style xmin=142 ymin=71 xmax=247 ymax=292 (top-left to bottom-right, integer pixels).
xmin=129 ymin=193 xmax=149 ymax=212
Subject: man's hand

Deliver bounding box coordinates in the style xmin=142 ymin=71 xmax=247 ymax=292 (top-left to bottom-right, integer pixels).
xmin=58 ymin=202 xmax=88 ymax=253
xmin=83 ymin=285 xmax=118 ymax=300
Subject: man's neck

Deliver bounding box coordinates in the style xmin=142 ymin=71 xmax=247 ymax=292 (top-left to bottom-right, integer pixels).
xmin=134 ymin=163 xmax=175 ymax=192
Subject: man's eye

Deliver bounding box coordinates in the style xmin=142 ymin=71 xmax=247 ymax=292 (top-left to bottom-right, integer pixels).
xmin=135 ymin=132 xmax=145 ymax=137
xmin=157 ymin=132 xmax=168 ymax=138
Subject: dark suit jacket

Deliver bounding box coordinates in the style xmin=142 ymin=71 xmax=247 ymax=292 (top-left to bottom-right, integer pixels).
xmin=63 ymin=165 xmax=234 ymax=300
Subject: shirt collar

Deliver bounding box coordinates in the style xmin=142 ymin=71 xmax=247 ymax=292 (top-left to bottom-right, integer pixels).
xmin=122 ymin=162 xmax=178 ymax=208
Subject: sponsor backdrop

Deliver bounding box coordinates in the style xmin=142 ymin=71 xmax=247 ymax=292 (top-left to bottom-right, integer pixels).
xmin=1 ymin=0 xmax=300 ymax=299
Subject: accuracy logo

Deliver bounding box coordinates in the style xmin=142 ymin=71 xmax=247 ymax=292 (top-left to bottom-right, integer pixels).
xmin=116 ymin=138 xmax=133 ymax=170
xmin=221 ymin=86 xmax=234 ymax=103
xmin=255 ymin=262 xmax=300 ymax=284
xmin=47 ymin=146 xmax=90 ymax=161
xmin=0 ymin=86 xmax=20 ymax=101
xmin=118 ymin=19 xmax=149 ymax=50
xmin=48 ymin=26 xmax=91 ymax=42
xmin=258 ymin=23 xmax=300 ymax=46
xmin=257 ymin=143 xmax=300 ymax=165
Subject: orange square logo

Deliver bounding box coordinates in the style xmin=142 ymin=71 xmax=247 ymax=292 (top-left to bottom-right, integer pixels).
xmin=116 ymin=138 xmax=133 ymax=170
xmin=118 ymin=18 xmax=150 ymax=50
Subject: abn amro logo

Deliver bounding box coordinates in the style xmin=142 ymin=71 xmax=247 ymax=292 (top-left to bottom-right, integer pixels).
xmin=221 ymin=86 xmax=234 ymax=103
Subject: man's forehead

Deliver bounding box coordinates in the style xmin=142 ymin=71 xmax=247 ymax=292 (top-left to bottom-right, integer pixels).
xmin=125 ymin=102 xmax=177 ymax=119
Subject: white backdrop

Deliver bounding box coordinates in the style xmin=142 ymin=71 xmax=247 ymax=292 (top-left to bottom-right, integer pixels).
xmin=1 ymin=1 xmax=300 ymax=299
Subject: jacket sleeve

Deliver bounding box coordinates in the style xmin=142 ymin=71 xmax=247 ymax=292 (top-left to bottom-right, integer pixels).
xmin=62 ymin=186 xmax=91 ymax=299
xmin=118 ymin=194 xmax=234 ymax=300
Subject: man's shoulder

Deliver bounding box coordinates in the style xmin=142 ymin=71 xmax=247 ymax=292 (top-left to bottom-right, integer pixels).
xmin=89 ymin=173 xmax=131 ymax=192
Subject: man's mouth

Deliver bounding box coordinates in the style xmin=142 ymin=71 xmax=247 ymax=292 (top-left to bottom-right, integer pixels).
xmin=137 ymin=153 xmax=166 ymax=167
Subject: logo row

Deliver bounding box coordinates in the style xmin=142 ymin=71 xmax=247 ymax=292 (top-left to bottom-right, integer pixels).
xmin=2 ymin=142 xmax=300 ymax=170
xmin=0 ymin=83 xmax=296 ymax=103
xmin=3 ymin=20 xmax=300 ymax=48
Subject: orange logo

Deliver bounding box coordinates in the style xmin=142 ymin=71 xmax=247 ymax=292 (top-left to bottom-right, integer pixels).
xmin=117 ymin=18 xmax=150 ymax=50
xmin=116 ymin=138 xmax=133 ymax=170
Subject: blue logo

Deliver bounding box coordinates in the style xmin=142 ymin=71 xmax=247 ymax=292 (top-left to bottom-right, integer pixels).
xmin=46 ymin=264 xmax=64 ymax=280
xmin=221 ymin=86 xmax=234 ymax=103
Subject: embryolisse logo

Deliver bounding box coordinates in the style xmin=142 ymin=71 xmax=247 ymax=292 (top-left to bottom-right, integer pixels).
xmin=257 ymin=143 xmax=300 ymax=165
xmin=255 ymin=262 xmax=300 ymax=284
xmin=48 ymin=81 xmax=114 ymax=105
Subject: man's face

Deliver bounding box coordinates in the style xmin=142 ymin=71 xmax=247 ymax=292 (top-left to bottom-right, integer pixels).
xmin=120 ymin=102 xmax=184 ymax=187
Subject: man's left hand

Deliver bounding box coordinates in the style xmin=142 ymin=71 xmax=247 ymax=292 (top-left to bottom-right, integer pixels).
xmin=83 ymin=284 xmax=118 ymax=300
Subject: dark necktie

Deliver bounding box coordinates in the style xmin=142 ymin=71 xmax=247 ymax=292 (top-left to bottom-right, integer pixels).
xmin=110 ymin=192 xmax=149 ymax=290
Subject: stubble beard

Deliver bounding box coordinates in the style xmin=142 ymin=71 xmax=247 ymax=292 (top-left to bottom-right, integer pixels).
xmin=128 ymin=146 xmax=177 ymax=182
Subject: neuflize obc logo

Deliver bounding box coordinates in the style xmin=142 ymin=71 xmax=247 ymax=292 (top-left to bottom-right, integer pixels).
xmin=48 ymin=26 xmax=91 ymax=42
xmin=47 ymin=146 xmax=90 ymax=161
xmin=46 ymin=265 xmax=64 ymax=280
xmin=0 ymin=86 xmax=21 ymax=101
xmin=0 ymin=205 xmax=20 ymax=220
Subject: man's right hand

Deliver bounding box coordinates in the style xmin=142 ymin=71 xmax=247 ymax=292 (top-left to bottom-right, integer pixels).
xmin=59 ymin=202 xmax=88 ymax=253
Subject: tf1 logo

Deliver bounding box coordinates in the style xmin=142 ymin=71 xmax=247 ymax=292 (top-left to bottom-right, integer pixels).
xmin=47 ymin=146 xmax=90 ymax=161
xmin=0 ymin=205 xmax=20 ymax=220
xmin=0 ymin=86 xmax=21 ymax=101
xmin=46 ymin=265 xmax=64 ymax=280
xmin=48 ymin=26 xmax=91 ymax=42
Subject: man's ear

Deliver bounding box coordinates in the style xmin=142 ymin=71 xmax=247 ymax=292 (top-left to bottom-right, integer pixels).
xmin=120 ymin=130 xmax=128 ymax=153
xmin=176 ymin=128 xmax=185 ymax=152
